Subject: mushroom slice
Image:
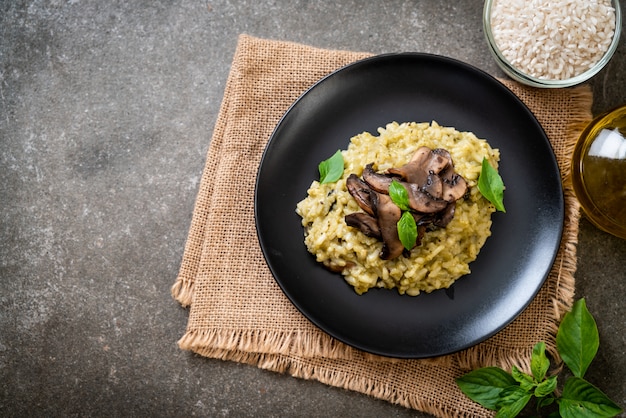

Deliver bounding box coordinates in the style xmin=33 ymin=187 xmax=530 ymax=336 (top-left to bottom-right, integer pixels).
xmin=387 ymin=146 xmax=431 ymax=184
xmin=421 ymin=171 xmax=444 ymax=200
xmin=416 ymin=224 xmax=427 ymax=247
xmin=362 ymin=163 xmax=395 ymax=194
xmin=441 ymin=172 xmax=468 ymax=202
xmin=404 ymin=182 xmax=449 ymax=213
xmin=411 ymin=212 xmax=435 ymax=226
xmin=426 ymin=148 xmax=451 ymax=174
xmin=409 ymin=146 xmax=433 ymax=163
xmin=346 ymin=174 xmax=375 ymax=216
xmin=433 ymin=202 xmax=456 ymax=228
xmin=371 ymin=192 xmax=405 ymax=260
xmin=430 ymin=148 xmax=453 ymax=173
xmin=387 ymin=147 xmax=450 ymax=186
xmin=345 ymin=212 xmax=381 ymax=239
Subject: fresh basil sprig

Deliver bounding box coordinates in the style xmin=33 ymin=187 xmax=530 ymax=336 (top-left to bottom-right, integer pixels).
xmin=318 ymin=150 xmax=344 ymax=184
xmin=389 ymin=180 xmax=417 ymax=250
xmin=477 ymin=157 xmax=506 ymax=212
xmin=456 ymin=299 xmax=623 ymax=417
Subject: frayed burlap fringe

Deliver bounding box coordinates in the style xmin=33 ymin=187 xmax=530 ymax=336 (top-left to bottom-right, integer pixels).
xmin=179 ymin=329 xmax=356 ymax=360
xmin=190 ymin=346 xmax=492 ymax=417
xmin=178 ymin=328 xmax=454 ymax=366
xmin=170 ymin=277 xmax=194 ymax=308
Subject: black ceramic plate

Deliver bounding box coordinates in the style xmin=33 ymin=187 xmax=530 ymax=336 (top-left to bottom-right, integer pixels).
xmin=254 ymin=53 xmax=564 ymax=359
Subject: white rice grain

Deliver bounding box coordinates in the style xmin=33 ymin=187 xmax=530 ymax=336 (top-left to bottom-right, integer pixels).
xmin=491 ymin=0 xmax=616 ymax=80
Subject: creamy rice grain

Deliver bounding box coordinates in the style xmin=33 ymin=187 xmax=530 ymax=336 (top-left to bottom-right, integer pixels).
xmin=295 ymin=121 xmax=500 ymax=296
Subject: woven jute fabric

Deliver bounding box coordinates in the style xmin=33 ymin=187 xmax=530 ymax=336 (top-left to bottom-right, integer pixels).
xmin=171 ymin=34 xmax=592 ymax=417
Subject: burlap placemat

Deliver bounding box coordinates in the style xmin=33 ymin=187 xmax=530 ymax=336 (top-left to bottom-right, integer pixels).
xmin=171 ymin=34 xmax=592 ymax=417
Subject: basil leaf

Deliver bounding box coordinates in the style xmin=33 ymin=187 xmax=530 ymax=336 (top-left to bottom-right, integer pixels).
xmin=535 ymin=375 xmax=558 ymax=398
xmin=559 ymin=377 xmax=623 ymax=418
xmin=477 ymin=157 xmax=506 ymax=212
xmin=511 ymin=366 xmax=535 ymax=392
xmin=318 ymin=150 xmax=344 ymax=184
xmin=456 ymin=367 xmax=517 ymax=410
xmin=557 ymin=298 xmax=599 ymax=378
xmin=397 ymin=211 xmax=417 ymax=251
xmin=531 ymin=341 xmax=550 ymax=381
xmin=537 ymin=395 xmax=556 ymax=410
xmin=496 ymin=386 xmax=532 ymax=418
xmin=389 ymin=180 xmax=410 ymax=211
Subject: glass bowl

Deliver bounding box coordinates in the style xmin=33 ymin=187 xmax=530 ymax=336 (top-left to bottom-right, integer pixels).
xmin=571 ymin=105 xmax=626 ymax=239
xmin=483 ymin=0 xmax=621 ymax=88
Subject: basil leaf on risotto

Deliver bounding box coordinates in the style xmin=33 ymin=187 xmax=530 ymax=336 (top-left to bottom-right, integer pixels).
xmin=318 ymin=150 xmax=344 ymax=184
xmin=389 ymin=180 xmax=411 ymax=211
xmin=397 ymin=211 xmax=417 ymax=251
xmin=478 ymin=158 xmax=506 ymax=213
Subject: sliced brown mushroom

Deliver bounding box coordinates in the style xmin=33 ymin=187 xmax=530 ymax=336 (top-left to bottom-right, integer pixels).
xmin=441 ymin=172 xmax=468 ymax=202
xmin=411 ymin=212 xmax=434 ymax=225
xmin=416 ymin=224 xmax=427 ymax=247
xmin=430 ymin=148 xmax=453 ymax=173
xmin=433 ymin=202 xmax=456 ymax=228
xmin=345 ymin=212 xmax=381 ymax=239
xmin=421 ymin=171 xmax=444 ymax=200
xmin=387 ymin=146 xmax=430 ymax=185
xmin=404 ymin=182 xmax=449 ymax=213
xmin=387 ymin=146 xmax=451 ymax=185
xmin=346 ymin=174 xmax=375 ymax=216
xmin=362 ymin=163 xmax=395 ymax=193
xmin=409 ymin=146 xmax=432 ymax=164
xmin=371 ymin=192 xmax=405 ymax=260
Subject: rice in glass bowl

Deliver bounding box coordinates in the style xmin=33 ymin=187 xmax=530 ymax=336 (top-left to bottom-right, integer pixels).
xmin=483 ymin=0 xmax=621 ymax=88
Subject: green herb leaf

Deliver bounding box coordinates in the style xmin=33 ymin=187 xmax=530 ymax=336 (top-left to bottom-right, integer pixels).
xmin=389 ymin=180 xmax=410 ymax=211
xmin=537 ymin=395 xmax=556 ymax=410
xmin=477 ymin=157 xmax=506 ymax=212
xmin=535 ymin=375 xmax=558 ymax=398
xmin=531 ymin=341 xmax=550 ymax=381
xmin=397 ymin=211 xmax=417 ymax=251
xmin=511 ymin=366 xmax=535 ymax=392
xmin=456 ymin=367 xmax=517 ymax=410
xmin=557 ymin=298 xmax=599 ymax=378
xmin=318 ymin=150 xmax=344 ymax=184
xmin=495 ymin=386 xmax=532 ymax=418
xmin=559 ymin=377 xmax=623 ymax=418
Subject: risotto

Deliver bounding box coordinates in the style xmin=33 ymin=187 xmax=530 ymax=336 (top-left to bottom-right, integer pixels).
xmin=295 ymin=121 xmax=500 ymax=296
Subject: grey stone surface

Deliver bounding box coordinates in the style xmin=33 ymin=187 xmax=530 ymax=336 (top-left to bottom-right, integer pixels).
xmin=1 ymin=1 xmax=625 ymax=416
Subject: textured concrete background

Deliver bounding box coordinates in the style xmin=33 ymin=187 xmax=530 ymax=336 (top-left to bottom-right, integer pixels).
xmin=1 ymin=1 xmax=625 ymax=416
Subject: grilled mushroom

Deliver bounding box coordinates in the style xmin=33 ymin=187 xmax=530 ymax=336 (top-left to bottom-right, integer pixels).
xmin=362 ymin=164 xmax=395 ymax=193
xmin=345 ymin=212 xmax=381 ymax=239
xmin=346 ymin=174 xmax=375 ymax=216
xmin=371 ymin=192 xmax=405 ymax=260
xmin=404 ymin=182 xmax=449 ymax=213
xmin=433 ymin=202 xmax=456 ymax=228
xmin=421 ymin=171 xmax=444 ymax=200
xmin=387 ymin=146 xmax=451 ymax=185
xmin=441 ymin=171 xmax=468 ymax=202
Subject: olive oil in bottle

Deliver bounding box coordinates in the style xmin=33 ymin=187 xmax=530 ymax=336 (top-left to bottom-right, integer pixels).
xmin=572 ymin=105 xmax=626 ymax=239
